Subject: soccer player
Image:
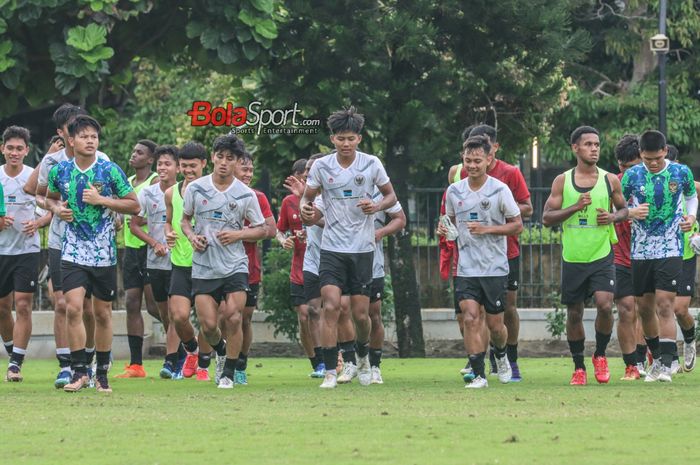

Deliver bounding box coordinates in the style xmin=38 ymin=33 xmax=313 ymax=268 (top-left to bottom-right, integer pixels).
xmin=542 ymin=126 xmax=628 ymax=386
xmin=278 ymin=158 xmax=324 ymax=377
xmin=46 ymin=115 xmax=140 ymax=393
xmin=234 ymin=154 xmax=277 ymax=385
xmin=0 ymin=126 xmax=50 ymax=381
xmin=164 ymin=142 xmax=213 ymax=381
xmin=117 ymin=139 xmax=160 ymax=378
xmin=181 ymin=134 xmax=266 ymax=389
xmin=622 ymin=130 xmax=697 ymax=382
xmin=32 ymin=104 xmax=108 ymax=388
xmin=439 ymin=135 xmax=522 ymax=388
xmin=129 ymin=145 xmax=181 ymax=378
xmin=301 ymin=107 xmax=397 ymax=388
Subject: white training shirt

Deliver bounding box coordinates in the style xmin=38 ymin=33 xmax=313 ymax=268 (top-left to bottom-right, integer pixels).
xmin=137 ymin=183 xmax=171 ymax=271
xmin=0 ymin=165 xmax=40 ymax=255
xmin=302 ymin=195 xmax=324 ymax=276
xmin=372 ymin=188 xmax=403 ymax=279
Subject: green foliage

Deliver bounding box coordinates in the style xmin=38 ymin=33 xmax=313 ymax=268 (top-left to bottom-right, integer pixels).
xmin=260 ymin=245 xmax=298 ymax=342
xmin=544 ymin=291 xmax=565 ymax=340
xmin=520 ymin=225 xmax=562 ymax=245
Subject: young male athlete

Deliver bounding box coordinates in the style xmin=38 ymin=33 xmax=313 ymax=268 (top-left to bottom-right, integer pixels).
xmin=130 ymin=145 xmax=181 ymax=378
xmin=0 ymin=126 xmax=50 ymax=381
xmin=301 ymin=107 xmax=397 ymax=388
xmin=542 ymin=126 xmax=628 ymax=386
xmin=235 ymin=154 xmax=276 ymax=385
xmin=621 ymin=130 xmax=697 ymax=382
xmin=118 ymin=139 xmax=160 ymax=378
xmin=439 ymin=135 xmax=522 ymax=388
xmin=164 ymin=142 xmax=213 ymax=381
xmin=181 ymin=134 xmax=266 ymax=389
xmin=46 ymin=115 xmax=140 ymax=393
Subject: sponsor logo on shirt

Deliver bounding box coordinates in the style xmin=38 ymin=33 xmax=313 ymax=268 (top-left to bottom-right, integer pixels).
xmin=213 ymin=211 xmax=223 ymax=219
xmin=7 ymin=195 xmax=15 ymax=203
xmin=343 ymin=190 xmax=353 ymax=197
xmin=469 ymin=212 xmax=478 ymax=220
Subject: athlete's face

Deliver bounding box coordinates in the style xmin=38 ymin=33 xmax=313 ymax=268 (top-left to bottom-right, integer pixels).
xmin=617 ymin=157 xmax=641 ymax=174
xmin=641 ymin=149 xmax=667 ymax=174
xmin=462 ymin=148 xmax=491 ymax=178
xmin=212 ymin=149 xmax=237 ymax=179
xmin=129 ymin=143 xmax=154 ymax=168
xmin=573 ymin=133 xmax=600 ymax=166
xmin=178 ymin=158 xmax=206 ymax=182
xmin=234 ymin=158 xmax=254 ymax=186
xmin=330 ymin=131 xmax=361 ymax=158
xmin=1 ymin=137 xmax=29 ymax=167
xmin=69 ymin=126 xmax=99 ymax=157
xmin=156 ymin=154 xmax=178 ymax=183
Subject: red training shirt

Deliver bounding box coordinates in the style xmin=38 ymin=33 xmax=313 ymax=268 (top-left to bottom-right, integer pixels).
xmin=612 ymin=173 xmax=631 ymax=268
xmin=277 ymin=194 xmax=306 ymax=286
xmin=244 ymin=189 xmax=274 ymax=285
xmin=487 ymin=159 xmax=530 ymax=259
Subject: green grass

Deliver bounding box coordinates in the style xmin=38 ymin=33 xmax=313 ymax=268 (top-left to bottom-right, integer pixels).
xmin=2 ymin=357 xmax=699 ymax=465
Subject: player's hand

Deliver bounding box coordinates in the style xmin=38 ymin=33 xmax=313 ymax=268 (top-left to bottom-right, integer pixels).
xmin=576 ymin=193 xmax=592 ymax=211
xmin=281 ymin=235 xmax=295 ymax=249
xmin=596 ymin=208 xmax=614 ymax=225
xmin=467 ymin=222 xmax=488 ymax=235
xmin=284 ymin=176 xmax=305 ymax=197
xmin=55 ymin=202 xmax=73 ymax=222
xmin=436 ymin=222 xmax=448 ymax=237
xmin=165 ymin=230 xmax=178 ymax=248
xmin=357 ymin=198 xmax=377 ymax=215
xmin=113 ymin=214 xmax=123 ymax=231
xmin=301 ymin=202 xmax=316 ymax=223
xmin=189 ymin=234 xmax=208 ymax=252
xmin=680 ymin=215 xmax=696 ymax=233
xmin=82 ymin=183 xmax=103 ymax=206
xmin=217 ymin=230 xmax=241 ymax=245
xmin=21 ymin=219 xmax=38 ymax=236
xmin=629 ymin=203 xmax=649 ymax=221
xmin=0 ymin=215 xmax=13 ymax=231
xmin=295 ymin=228 xmax=307 ymax=242
xmin=47 ymin=137 xmax=64 ymax=154
xmin=153 ymin=242 xmax=169 ymax=257
xmin=375 ymin=229 xmax=384 ymax=243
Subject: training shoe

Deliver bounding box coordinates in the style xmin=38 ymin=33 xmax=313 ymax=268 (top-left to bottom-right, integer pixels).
xmin=6 ymin=365 xmax=22 ymax=382
xmin=217 ymin=376 xmax=234 ymax=389
xmin=114 ymin=364 xmax=146 ymax=378
xmin=172 ymin=370 xmax=184 ymax=380
xmin=459 ymin=360 xmax=471 ymax=375
xmin=670 ymin=359 xmax=681 ymax=375
xmin=636 ymin=362 xmax=647 ymax=377
xmin=370 ymin=366 xmax=384 ymax=384
xmin=657 ymin=365 xmax=673 ymax=383
xmin=55 ymin=369 xmax=72 ymax=388
xmin=86 ymin=366 xmax=95 ymax=388
xmin=489 ymin=351 xmax=497 ymax=376
xmin=495 ymin=355 xmax=512 ymax=384
xmin=462 ymin=371 xmax=476 ymax=382
xmin=509 ymin=361 xmax=522 ymax=382
xmin=465 ymin=376 xmax=488 ymax=389
xmin=569 ymin=368 xmax=587 ymax=386
xmin=182 ymin=352 xmax=198 ymax=378
xmin=234 ymin=370 xmax=248 ymax=385
xmin=337 ymin=362 xmax=358 ymax=384
xmin=644 ymin=359 xmax=662 ymax=382
xmin=357 ymin=355 xmax=371 ymax=386
xmin=160 ymin=363 xmax=176 ymax=379
xmin=63 ymin=372 xmax=89 ymax=392
xmin=621 ymin=365 xmax=640 ymax=381
xmin=309 ymin=362 xmax=326 ymax=378
xmin=646 ymin=349 xmax=653 ymax=368
xmin=195 ymin=368 xmax=210 ymax=381
xmin=214 ymin=354 xmax=226 ymax=385
xmin=684 ymin=342 xmax=696 ymax=372
xmin=95 ymin=374 xmax=112 ymax=393
xmin=320 ymin=371 xmax=337 ymax=389
xmin=591 ymin=355 xmax=610 ymax=384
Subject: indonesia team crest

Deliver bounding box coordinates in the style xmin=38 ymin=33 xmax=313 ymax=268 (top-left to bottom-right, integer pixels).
xmin=354 ymin=175 xmax=365 ymax=186
xmin=668 ymin=181 xmax=678 ymax=194
xmin=229 ymin=202 xmax=237 ymax=210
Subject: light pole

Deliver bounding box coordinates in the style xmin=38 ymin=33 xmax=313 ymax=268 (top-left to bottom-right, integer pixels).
xmin=652 ymin=0 xmax=670 ymax=136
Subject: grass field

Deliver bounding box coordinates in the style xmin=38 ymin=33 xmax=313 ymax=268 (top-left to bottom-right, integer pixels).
xmin=2 ymin=357 xmax=699 ymax=465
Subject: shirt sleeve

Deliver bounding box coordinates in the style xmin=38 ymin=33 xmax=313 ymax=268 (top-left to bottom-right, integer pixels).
xmin=386 ymin=201 xmax=403 ymax=215
xmin=502 ymin=188 xmax=521 ymax=218
xmin=182 ymin=184 xmax=194 ymax=216
xmin=245 ymin=192 xmax=265 ymax=227
xmin=257 ymin=192 xmax=274 ymax=218
xmin=683 ymin=166 xmax=697 ymax=198
xmin=373 ymin=157 xmax=390 ymax=187
xmin=47 ymin=165 xmax=60 ymax=193
xmin=277 ymin=197 xmax=290 ymax=233
xmin=621 ymin=171 xmax=631 ymax=199
xmin=37 ymin=155 xmax=55 ymax=187
xmin=110 ymin=164 xmax=134 ymax=198
xmin=511 ymin=168 xmax=531 ymax=203
xmin=306 ymin=160 xmax=322 ymax=189
xmin=444 ymin=187 xmax=455 ymax=217
xmin=137 ymin=189 xmax=148 ymax=218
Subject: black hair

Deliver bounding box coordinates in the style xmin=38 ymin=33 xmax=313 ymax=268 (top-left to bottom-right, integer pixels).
xmin=639 ymin=130 xmax=666 ymax=152
xmin=2 ymin=125 xmax=31 ymax=146
xmin=179 ymin=141 xmax=208 ymax=160
xmin=666 ymin=144 xmax=679 ymax=161
xmin=67 ymin=115 xmax=101 ymax=137
xmin=462 ymin=135 xmax=491 ymax=156
xmin=292 ymin=158 xmax=307 ymax=174
xmin=154 ymin=145 xmax=179 ymax=163
xmin=309 ymin=153 xmax=326 ymax=161
xmin=570 ymin=126 xmax=599 ymax=145
xmin=614 ymin=134 xmax=640 ymax=163
xmin=138 ymin=139 xmax=157 ymax=157
xmin=469 ymin=124 xmax=497 ymax=143
xmin=212 ymin=134 xmax=247 ymax=158
xmin=52 ymin=103 xmax=88 ymax=129
xmin=327 ymin=106 xmax=364 ymax=134
xmin=461 ymin=124 xmax=477 ymax=143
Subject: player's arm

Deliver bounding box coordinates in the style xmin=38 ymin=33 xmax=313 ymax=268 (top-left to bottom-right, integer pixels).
xmin=129 ymin=215 xmax=155 ymax=247
xmin=375 ymin=209 xmax=406 ymax=242
xmin=680 ymin=178 xmax=699 ymax=232
xmin=21 ymin=208 xmax=52 ymax=236
xmin=245 ymin=215 xmax=276 ymax=243
xmin=595 ymin=174 xmax=629 ymax=225
xmin=164 ymin=186 xmax=178 ymax=247
xmin=180 ymin=211 xmax=207 ymax=252
xmin=468 ymin=215 xmax=523 ymax=236
xmin=447 ymin=164 xmax=459 ymax=184
xmin=517 ymin=198 xmax=533 ymax=219
xmin=23 ymin=166 xmax=41 ymax=196
xmin=542 ymin=174 xmax=589 ymax=227
xmin=301 ymin=185 xmax=321 ymax=225
xmin=359 ymin=182 xmax=397 ymax=215
xmin=83 ymin=186 xmax=140 ymax=215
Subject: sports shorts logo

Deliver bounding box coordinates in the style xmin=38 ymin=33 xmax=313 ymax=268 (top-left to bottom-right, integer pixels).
xmin=480 ymin=199 xmax=491 ymax=210
xmin=668 ymin=180 xmax=678 ymax=194
xmin=354 ymin=175 xmax=365 ymax=186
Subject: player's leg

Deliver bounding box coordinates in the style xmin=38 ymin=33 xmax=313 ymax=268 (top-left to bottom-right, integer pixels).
xmin=303 ymin=271 xmax=324 ymax=377
xmin=348 ymin=252 xmax=373 ymax=386
xmin=617 ymin=296 xmax=639 ymax=380
xmin=120 ymin=246 xmax=147 ymax=377
xmin=0 ymin=292 xmax=15 ymax=378
xmin=193 ymin=288 xmax=227 ymax=385
xmin=82 ymin=294 xmax=96 ymax=382
xmin=460 ymin=297 xmax=488 ymax=388
xmin=48 ymin=249 xmax=72 ymax=387
xmin=646 ymin=258 xmax=682 ymax=382
xmin=61 ymin=263 xmax=90 ymax=392
xmin=169 ymin=265 xmax=203 ymax=378
xmin=236 ymin=283 xmax=259 ymax=385
xmin=7 ymin=291 xmax=33 ymax=382
xmin=482 ymin=277 xmax=511 ymax=384
xmin=218 ymin=277 xmax=248 ymax=389
xmin=89 ymin=265 xmax=118 ymax=392
xmin=561 ymin=260 xmax=594 ymax=385
xmin=336 ymin=297 xmax=357 ymax=384
xmin=504 ymin=257 xmax=521 ymax=381
xmin=591 ymin=290 xmax=614 ymax=384
xmin=368 ymin=278 xmax=385 ymax=384
xmin=674 ymin=258 xmax=696 ymax=372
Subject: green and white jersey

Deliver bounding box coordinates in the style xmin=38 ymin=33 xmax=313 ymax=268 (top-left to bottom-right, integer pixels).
xmin=137 ymin=183 xmax=171 ymax=271
xmin=0 ymin=165 xmax=39 ymax=255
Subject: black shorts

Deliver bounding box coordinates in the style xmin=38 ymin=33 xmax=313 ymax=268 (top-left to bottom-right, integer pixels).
xmin=507 ymin=256 xmax=520 ymax=291
xmin=561 ymin=253 xmax=615 ymax=305
xmin=614 ymin=264 xmax=634 ymax=300
xmin=61 ymin=261 xmax=117 ymax=302
xmin=454 ymin=276 xmax=507 ymax=314
xmin=192 ymin=273 xmax=249 ymax=304
xmin=0 ymin=253 xmax=39 ymax=297
xmin=147 ymin=268 xmax=171 ymax=303
xmin=290 ymin=282 xmax=305 ymax=306
xmin=631 ymin=257 xmax=682 ymax=296
xmin=319 ymin=250 xmax=373 ymax=297
xmin=48 ymin=247 xmax=63 ymax=291
xmin=678 ymin=258 xmax=697 ymax=297
xmin=169 ymin=265 xmax=193 ymax=301
xmin=303 ymin=271 xmax=321 ymax=303
xmin=370 ymin=277 xmax=385 ymax=303
xmin=246 ymin=283 xmax=260 ymax=308
xmin=123 ymin=246 xmax=149 ymax=290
